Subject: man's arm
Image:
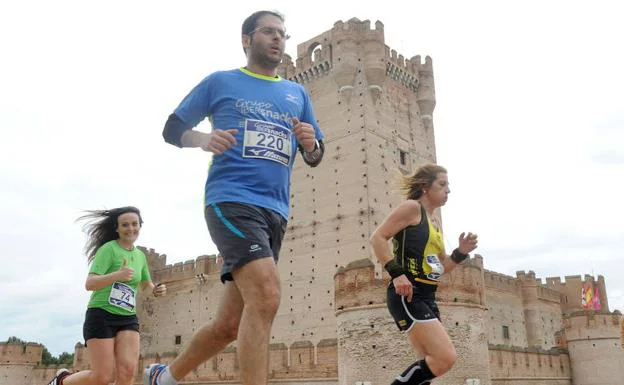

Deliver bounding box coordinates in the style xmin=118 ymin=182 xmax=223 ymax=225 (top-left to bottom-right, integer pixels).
xmin=162 ymin=113 xmax=192 ymax=148
xmin=162 ymin=113 xmax=237 ymax=153
xmin=299 ymin=139 xmax=324 ymax=167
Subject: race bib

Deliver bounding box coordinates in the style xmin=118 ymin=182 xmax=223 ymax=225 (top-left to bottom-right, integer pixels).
xmin=424 ymin=255 xmax=445 ymax=281
xmin=108 ymin=282 xmax=136 ymax=311
xmin=242 ymin=119 xmax=292 ymax=166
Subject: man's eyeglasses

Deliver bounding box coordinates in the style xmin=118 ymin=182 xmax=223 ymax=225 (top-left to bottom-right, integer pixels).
xmin=249 ymin=27 xmax=290 ymax=40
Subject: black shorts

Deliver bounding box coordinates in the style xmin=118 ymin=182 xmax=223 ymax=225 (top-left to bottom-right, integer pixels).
xmin=205 ymin=202 xmax=287 ymax=283
xmin=387 ymin=284 xmax=441 ymax=332
xmin=83 ymin=308 xmax=139 ymax=343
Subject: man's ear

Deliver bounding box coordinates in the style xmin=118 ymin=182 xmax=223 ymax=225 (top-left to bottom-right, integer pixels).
xmin=242 ymin=35 xmax=251 ymax=52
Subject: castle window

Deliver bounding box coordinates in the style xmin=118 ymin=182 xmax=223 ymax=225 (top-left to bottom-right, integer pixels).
xmin=502 ymin=325 xmax=510 ymax=339
xmin=175 ymin=335 xmax=182 ymax=345
xmin=399 ymin=150 xmax=407 ymax=166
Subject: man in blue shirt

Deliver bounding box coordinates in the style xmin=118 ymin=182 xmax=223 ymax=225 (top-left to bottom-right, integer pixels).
xmin=145 ymin=10 xmax=325 ymax=385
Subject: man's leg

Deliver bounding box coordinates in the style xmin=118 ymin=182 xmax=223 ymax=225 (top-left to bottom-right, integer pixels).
xmin=147 ymin=281 xmax=244 ymax=384
xmin=232 ymin=257 xmax=281 ymax=385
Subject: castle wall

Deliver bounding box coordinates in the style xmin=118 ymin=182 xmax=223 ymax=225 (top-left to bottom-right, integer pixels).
xmin=488 ymin=347 xmax=572 ymax=385
xmin=484 ymin=271 xmax=528 ymax=347
xmin=141 ymin=340 xmax=338 ymax=383
xmin=0 ymin=365 xmax=36 ymax=385
xmin=138 ymin=255 xmax=224 ymax=355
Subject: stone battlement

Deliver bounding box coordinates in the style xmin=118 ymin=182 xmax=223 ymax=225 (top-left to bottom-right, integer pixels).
xmin=0 ymin=343 xmax=43 ymax=365
xmin=279 ymin=17 xmax=434 ymax=103
xmin=139 ymin=246 xmax=221 ymax=284
xmin=334 ymin=258 xmax=388 ymax=311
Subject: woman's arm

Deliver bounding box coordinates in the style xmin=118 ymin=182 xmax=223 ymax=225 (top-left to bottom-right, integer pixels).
xmin=370 ymin=200 xmax=422 ymax=301
xmin=140 ymin=280 xmax=167 ymax=297
xmin=440 ymin=232 xmax=478 ymax=274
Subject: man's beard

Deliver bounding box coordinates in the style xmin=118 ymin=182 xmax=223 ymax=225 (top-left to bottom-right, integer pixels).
xmin=251 ymin=47 xmax=282 ymax=69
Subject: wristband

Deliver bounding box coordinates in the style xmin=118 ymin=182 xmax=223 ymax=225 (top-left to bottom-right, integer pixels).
xmin=384 ymin=260 xmax=406 ymax=279
xmin=450 ymin=248 xmax=469 ymax=264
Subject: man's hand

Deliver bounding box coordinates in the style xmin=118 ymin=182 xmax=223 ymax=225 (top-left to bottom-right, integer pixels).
xmin=198 ymin=129 xmax=238 ymax=154
xmin=292 ymin=117 xmax=316 ymax=152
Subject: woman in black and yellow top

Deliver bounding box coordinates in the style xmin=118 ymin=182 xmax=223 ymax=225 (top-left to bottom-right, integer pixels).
xmin=47 ymin=206 xmax=167 ymax=385
xmin=370 ymin=164 xmax=478 ymax=385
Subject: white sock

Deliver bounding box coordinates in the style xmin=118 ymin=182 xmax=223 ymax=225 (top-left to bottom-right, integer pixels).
xmin=159 ymin=367 xmax=178 ymax=385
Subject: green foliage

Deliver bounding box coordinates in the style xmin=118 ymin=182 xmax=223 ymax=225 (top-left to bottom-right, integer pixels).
xmin=41 ymin=348 xmax=55 ymax=365
xmin=6 ymin=336 xmax=30 ymax=344
xmin=57 ymin=351 xmax=74 ymax=365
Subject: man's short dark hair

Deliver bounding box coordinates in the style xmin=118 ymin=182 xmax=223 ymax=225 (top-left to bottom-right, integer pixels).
xmin=242 ymin=10 xmax=285 ymax=36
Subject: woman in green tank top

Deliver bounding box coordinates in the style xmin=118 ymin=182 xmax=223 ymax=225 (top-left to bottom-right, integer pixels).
xmin=47 ymin=206 xmax=167 ymax=385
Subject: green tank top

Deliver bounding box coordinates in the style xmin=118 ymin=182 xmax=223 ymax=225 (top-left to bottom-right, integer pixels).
xmin=87 ymin=240 xmax=151 ymax=315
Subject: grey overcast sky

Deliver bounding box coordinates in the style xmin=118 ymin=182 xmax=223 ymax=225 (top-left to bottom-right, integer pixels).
xmin=1 ymin=0 xmax=622 ymax=356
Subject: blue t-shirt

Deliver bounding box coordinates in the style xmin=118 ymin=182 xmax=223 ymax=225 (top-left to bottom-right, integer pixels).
xmin=174 ymin=68 xmax=324 ymax=220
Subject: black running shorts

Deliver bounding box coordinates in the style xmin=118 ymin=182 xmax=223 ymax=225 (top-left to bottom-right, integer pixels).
xmin=387 ymin=284 xmax=441 ymax=331
xmin=204 ymin=202 xmax=287 ymax=283
xmin=83 ymin=307 xmax=139 ymax=343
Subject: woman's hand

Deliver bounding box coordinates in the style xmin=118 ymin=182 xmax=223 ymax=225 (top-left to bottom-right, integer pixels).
xmin=152 ymin=283 xmax=167 ymax=297
xmin=458 ymin=232 xmax=478 ymax=254
xmin=393 ymin=275 xmax=413 ymax=302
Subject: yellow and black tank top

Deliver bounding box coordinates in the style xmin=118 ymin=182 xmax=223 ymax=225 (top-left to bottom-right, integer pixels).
xmin=392 ymin=203 xmax=445 ymax=293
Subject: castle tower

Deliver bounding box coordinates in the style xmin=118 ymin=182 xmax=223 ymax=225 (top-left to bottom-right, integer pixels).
xmin=564 ymin=312 xmax=624 ymax=385
xmin=545 ymin=274 xmax=610 ymax=316
xmin=517 ymin=271 xmax=545 ymax=348
xmin=516 ymin=271 xmax=564 ymax=349
xmin=274 ymin=16 xmax=439 ymax=356
xmin=334 ymin=256 xmax=491 ymax=385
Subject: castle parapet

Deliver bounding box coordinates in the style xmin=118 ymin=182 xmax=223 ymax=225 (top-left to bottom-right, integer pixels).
xmin=334 ymin=258 xmax=387 ymax=311
xmin=436 ymin=255 xmax=486 ymax=306
xmin=0 ymin=342 xmax=43 ymax=365
xmin=150 ymin=253 xmax=220 ymax=284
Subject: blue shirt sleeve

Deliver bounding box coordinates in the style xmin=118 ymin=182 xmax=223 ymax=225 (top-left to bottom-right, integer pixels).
xmin=174 ymin=73 xmax=217 ymax=128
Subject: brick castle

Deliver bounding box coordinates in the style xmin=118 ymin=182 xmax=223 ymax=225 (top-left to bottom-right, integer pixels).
xmin=3 ymin=18 xmax=623 ymax=385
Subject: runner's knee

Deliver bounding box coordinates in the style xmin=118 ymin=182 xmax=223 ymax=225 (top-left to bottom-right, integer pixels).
xmin=430 ymin=345 xmax=457 ymax=375
xmin=254 ymin=282 xmax=281 ymax=316
xmin=115 ymin=360 xmax=137 ymax=381
xmin=214 ymin=317 xmax=240 ymax=342
xmin=92 ymin=370 xmax=115 ymax=385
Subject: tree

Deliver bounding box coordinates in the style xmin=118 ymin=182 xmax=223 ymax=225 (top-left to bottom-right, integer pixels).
xmin=6 ymin=336 xmax=28 ymax=344
xmin=57 ymin=351 xmax=74 ymax=365
xmin=41 ymin=348 xmax=56 ymax=365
